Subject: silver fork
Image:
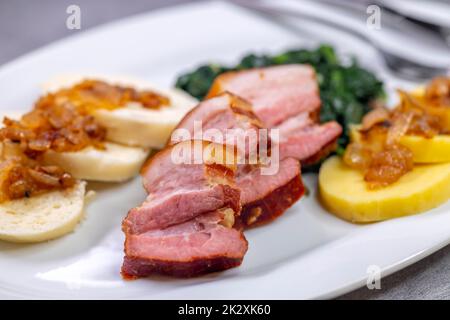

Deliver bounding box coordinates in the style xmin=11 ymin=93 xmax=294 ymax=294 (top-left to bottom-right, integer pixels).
xmin=231 ymin=0 xmax=450 ymax=81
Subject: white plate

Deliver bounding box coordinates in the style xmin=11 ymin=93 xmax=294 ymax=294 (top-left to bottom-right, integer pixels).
xmin=0 ymin=1 xmax=449 ymax=300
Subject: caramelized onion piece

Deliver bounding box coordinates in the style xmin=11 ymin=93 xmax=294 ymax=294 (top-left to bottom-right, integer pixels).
xmin=386 ymin=110 xmax=414 ymax=145
xmin=28 ymin=169 xmax=61 ymax=187
xmin=0 ymin=157 xmax=76 ymax=203
xmin=343 ymin=143 xmax=371 ymax=170
xmin=28 ymin=138 xmax=52 ymax=151
xmin=361 ymin=107 xmax=390 ymax=131
xmin=425 ymin=77 xmax=450 ymax=107
xmin=398 ymin=89 xmax=446 ymax=136
xmin=364 ymin=144 xmax=413 ymax=189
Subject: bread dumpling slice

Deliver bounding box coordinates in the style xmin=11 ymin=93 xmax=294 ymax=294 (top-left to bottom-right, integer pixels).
xmin=42 ymin=142 xmax=148 ymax=182
xmin=42 ymin=75 xmax=198 ymax=149
xmin=0 ymin=181 xmax=86 ymax=243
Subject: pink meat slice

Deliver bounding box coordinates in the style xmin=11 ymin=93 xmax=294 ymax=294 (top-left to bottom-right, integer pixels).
xmin=125 ymin=184 xmax=240 ymax=235
xmin=123 ymin=211 xmax=248 ymax=278
xmin=237 ymin=157 xmax=301 ymax=205
xmin=207 ymin=64 xmax=321 ymax=127
xmin=123 ymin=142 xmax=240 ymax=235
xmin=277 ymin=121 xmax=342 ymax=162
xmin=274 ymin=114 xmax=342 ymax=162
xmin=170 ymin=92 xmax=264 ymax=159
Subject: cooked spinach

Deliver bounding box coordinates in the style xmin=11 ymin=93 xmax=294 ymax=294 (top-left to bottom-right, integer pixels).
xmin=175 ymin=44 xmax=384 ymax=153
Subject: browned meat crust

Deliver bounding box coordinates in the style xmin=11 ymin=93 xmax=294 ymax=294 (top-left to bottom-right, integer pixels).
xmin=239 ymin=174 xmax=305 ymax=228
xmin=122 ymin=256 xmax=245 ymax=278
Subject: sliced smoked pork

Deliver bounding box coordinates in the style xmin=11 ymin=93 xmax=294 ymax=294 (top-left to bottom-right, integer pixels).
xmin=207 ymin=64 xmax=321 ymax=127
xmin=122 ymin=140 xmax=248 ymax=278
xmin=122 ymin=210 xmax=248 ymax=278
xmin=275 ymin=113 xmax=342 ymax=165
xmin=206 ymin=64 xmax=342 ymax=163
xmin=123 ymin=141 xmax=240 ymax=234
xmin=171 ymin=92 xmax=266 ymax=161
xmin=171 ymin=94 xmax=305 ymax=227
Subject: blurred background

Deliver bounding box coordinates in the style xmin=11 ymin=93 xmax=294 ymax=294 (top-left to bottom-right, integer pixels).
xmin=1 ymin=0 xmax=449 ymax=76
xmin=1 ymin=0 xmax=450 ymax=300
xmin=0 ymin=0 xmax=203 ymax=65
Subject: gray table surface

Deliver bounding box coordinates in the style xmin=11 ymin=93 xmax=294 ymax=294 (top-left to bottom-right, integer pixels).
xmin=1 ymin=0 xmax=449 ymax=300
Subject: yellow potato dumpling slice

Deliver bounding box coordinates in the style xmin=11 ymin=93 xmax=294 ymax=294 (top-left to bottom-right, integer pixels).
xmin=319 ymin=156 xmax=450 ymax=223
xmin=349 ymin=127 xmax=450 ymax=163
xmin=399 ymin=135 xmax=450 ymax=163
